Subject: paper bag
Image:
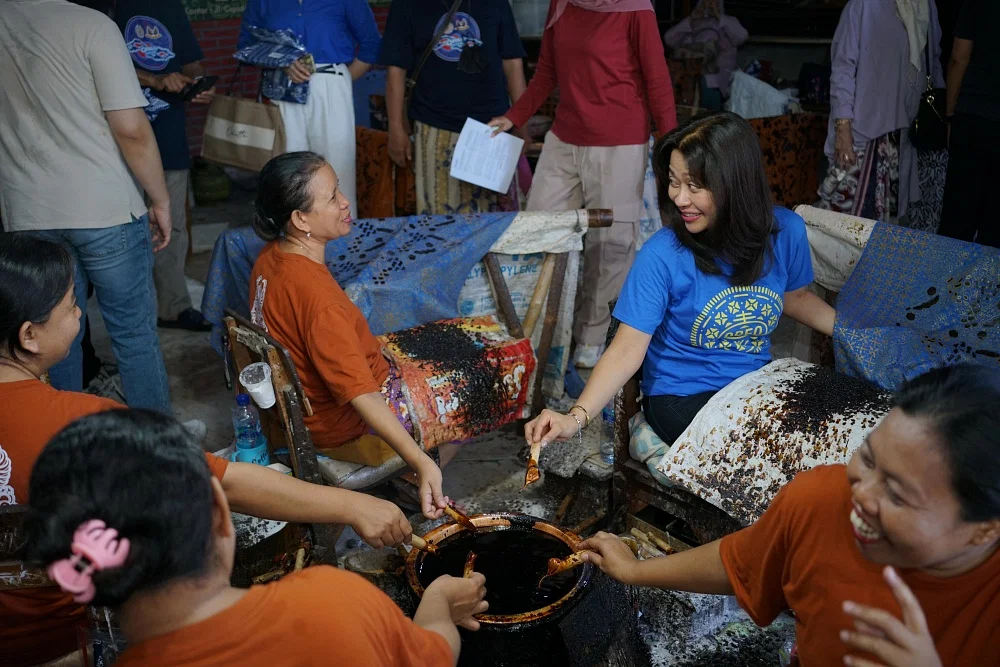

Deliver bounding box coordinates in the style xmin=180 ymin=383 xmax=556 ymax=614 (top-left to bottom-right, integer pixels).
xmin=201 ymin=94 xmax=286 ymax=173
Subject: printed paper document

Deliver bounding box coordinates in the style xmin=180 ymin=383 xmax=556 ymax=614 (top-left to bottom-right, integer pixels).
xmin=450 ymin=118 xmax=524 ymax=194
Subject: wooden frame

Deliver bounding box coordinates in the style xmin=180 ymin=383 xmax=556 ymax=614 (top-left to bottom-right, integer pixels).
xmin=224 ymin=310 xmax=342 ymax=563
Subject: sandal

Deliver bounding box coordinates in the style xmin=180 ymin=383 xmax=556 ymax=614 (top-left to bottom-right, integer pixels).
xmin=158 ymin=307 xmax=212 ymax=332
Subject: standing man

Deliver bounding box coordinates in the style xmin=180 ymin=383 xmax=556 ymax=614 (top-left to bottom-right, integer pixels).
xmin=116 ymin=0 xmax=217 ymax=330
xmin=239 ymin=0 xmax=383 ymax=219
xmin=379 ymin=0 xmax=528 ymax=214
xmin=0 ymin=0 xmax=172 ymax=413
xmin=937 ymin=0 xmax=999 ymax=248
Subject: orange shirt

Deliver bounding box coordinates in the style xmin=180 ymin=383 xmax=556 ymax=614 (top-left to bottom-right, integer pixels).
xmin=249 ymin=242 xmax=390 ymax=447
xmin=115 ymin=566 xmax=453 ymax=667
xmin=0 ymin=379 xmax=229 ymax=667
xmin=720 ymin=465 xmax=1000 ymax=666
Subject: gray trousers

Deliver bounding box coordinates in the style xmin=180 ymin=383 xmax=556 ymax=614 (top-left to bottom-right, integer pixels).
xmin=153 ymin=169 xmax=192 ymax=320
xmin=526 ymin=132 xmax=648 ymax=345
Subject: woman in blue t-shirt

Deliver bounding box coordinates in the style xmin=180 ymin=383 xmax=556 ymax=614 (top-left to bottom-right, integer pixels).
xmin=526 ymin=112 xmax=837 ymax=447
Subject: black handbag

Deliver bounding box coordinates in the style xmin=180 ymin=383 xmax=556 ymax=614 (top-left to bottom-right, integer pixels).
xmin=910 ymin=34 xmax=947 ymax=151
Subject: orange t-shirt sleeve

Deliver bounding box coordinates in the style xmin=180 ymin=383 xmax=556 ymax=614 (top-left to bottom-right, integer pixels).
xmin=203 ymin=453 xmax=229 ymax=480
xmin=315 ymin=568 xmax=454 ymax=667
xmin=719 ymin=478 xmax=797 ymax=626
xmin=306 ymin=304 xmax=382 ymax=406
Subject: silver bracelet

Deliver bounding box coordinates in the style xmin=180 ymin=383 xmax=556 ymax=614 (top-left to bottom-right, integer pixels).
xmin=569 ymin=412 xmax=583 ymax=445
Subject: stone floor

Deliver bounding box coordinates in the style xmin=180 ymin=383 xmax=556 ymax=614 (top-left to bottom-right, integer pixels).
xmin=84 ymin=195 xmax=794 ymax=666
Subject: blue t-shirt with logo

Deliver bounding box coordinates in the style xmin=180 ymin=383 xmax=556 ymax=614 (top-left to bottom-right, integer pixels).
xmin=116 ymin=0 xmax=203 ymax=171
xmin=613 ymin=207 xmax=814 ymax=398
xmin=378 ymin=0 xmax=526 ymax=134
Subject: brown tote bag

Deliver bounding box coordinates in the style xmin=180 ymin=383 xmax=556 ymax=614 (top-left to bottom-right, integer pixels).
xmin=201 ymin=66 xmax=286 ymax=172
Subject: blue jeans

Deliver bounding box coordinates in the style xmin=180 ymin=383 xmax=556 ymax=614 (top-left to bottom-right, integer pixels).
xmin=24 ymin=216 xmax=171 ymax=413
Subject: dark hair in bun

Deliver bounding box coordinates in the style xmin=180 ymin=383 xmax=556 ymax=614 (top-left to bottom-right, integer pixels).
xmin=251 ymin=151 xmax=328 ymax=242
xmin=23 ymin=409 xmax=217 ymax=607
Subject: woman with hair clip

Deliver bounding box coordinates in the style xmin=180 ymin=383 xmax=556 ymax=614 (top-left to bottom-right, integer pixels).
xmin=525 ymin=112 xmax=837 ymax=449
xmin=578 ymin=363 xmax=1000 ymax=666
xmin=248 ymin=152 xmax=447 ymax=520
xmin=0 ymin=233 xmax=415 ymax=667
xmin=22 ymin=409 xmax=488 ymax=666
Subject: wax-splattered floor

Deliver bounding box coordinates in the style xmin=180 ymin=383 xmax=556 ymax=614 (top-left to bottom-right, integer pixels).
xmin=84 ymin=195 xmax=794 ymax=666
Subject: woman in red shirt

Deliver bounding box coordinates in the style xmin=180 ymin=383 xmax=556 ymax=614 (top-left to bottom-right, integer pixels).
xmin=489 ymin=0 xmax=677 ymax=368
xmin=579 ymin=363 xmax=1000 ymax=666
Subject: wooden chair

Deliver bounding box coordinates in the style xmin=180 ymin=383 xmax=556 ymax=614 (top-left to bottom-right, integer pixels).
xmin=223 ymin=310 xmax=350 ymax=564
xmin=604 ymin=303 xmax=743 ymax=546
xmin=0 ymin=505 xmax=50 ymax=593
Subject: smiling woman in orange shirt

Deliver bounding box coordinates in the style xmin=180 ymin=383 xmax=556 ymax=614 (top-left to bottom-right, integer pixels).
xmin=579 ymin=363 xmax=1000 ymax=667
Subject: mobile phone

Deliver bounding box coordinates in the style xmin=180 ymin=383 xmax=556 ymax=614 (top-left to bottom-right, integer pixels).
xmin=181 ymin=75 xmax=218 ymax=101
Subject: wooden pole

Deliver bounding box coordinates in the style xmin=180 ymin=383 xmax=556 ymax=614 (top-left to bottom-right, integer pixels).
xmin=530 ymin=252 xmax=568 ymax=415
xmin=521 ymin=253 xmax=557 ymax=338
xmin=483 ymin=252 xmax=524 ymax=339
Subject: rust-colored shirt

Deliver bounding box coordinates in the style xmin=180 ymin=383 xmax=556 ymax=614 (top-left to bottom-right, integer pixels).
xmin=720 ymin=465 xmax=1000 ymax=666
xmin=249 ymin=242 xmax=390 ymax=447
xmin=115 ymin=566 xmax=453 ymax=667
xmin=0 ymin=379 xmax=229 ymax=667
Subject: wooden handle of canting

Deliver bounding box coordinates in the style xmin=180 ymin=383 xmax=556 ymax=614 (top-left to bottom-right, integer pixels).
xmin=411 ymin=535 xmax=429 ymax=550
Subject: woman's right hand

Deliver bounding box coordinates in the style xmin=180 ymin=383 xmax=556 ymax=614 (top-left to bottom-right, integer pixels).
xmin=486 ymin=116 xmax=514 ymax=136
xmin=424 ymin=573 xmax=489 ymax=631
xmin=285 ymin=58 xmax=312 ymax=84
xmin=524 ymin=409 xmax=582 ymax=447
xmin=835 ymin=124 xmax=856 ymax=169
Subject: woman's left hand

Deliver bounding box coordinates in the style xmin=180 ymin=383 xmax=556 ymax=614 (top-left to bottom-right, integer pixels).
xmin=840 ymin=566 xmax=942 ymax=667
xmin=415 ymin=455 xmax=448 ymax=520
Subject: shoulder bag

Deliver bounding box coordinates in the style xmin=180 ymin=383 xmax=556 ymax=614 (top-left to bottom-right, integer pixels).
xmin=910 ymin=34 xmax=947 ymax=151
xmin=403 ymin=0 xmax=464 ymax=120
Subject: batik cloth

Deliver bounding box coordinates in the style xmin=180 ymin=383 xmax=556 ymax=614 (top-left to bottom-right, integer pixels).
xmin=379 ymin=316 xmax=536 ymax=449
xmin=904 ymin=149 xmax=948 ymax=234
xmin=817 ymin=130 xmax=900 ymax=222
xmin=834 ymin=222 xmax=1000 ymax=391
xmin=414 ymin=121 xmax=518 ymax=215
xmin=202 ymin=214 xmax=516 ymax=355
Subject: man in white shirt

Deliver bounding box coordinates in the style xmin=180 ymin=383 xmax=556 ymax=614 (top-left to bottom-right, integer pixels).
xmin=0 ymin=0 xmax=173 ymax=412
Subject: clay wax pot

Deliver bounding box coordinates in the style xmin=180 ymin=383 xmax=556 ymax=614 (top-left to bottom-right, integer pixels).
xmin=406 ymin=513 xmax=596 ymax=667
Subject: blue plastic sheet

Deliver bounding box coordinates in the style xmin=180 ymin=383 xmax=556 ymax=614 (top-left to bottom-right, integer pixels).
xmin=202 ymin=213 xmax=517 ymax=354
xmin=834 ymin=223 xmax=1000 ymax=391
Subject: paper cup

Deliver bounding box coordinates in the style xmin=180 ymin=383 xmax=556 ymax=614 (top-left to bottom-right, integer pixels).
xmin=239 ymin=362 xmax=275 ymax=409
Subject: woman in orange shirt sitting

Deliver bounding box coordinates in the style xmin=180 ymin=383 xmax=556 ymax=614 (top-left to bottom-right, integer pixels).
xmin=579 ymin=363 xmax=1000 ymax=667
xmin=22 ymin=409 xmax=488 ymax=667
xmin=248 ymin=152 xmax=446 ymax=519
xmin=0 ymin=234 xmax=414 ymax=667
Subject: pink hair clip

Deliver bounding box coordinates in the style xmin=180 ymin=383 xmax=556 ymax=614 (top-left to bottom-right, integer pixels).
xmin=48 ymin=519 xmax=130 ymax=603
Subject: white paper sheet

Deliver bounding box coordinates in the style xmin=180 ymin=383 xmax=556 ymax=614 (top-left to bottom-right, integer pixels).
xmin=449 ymin=118 xmax=524 ymax=194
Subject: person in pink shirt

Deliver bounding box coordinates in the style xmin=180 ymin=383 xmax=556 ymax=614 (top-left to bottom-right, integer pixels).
xmin=489 ymin=0 xmax=677 ymax=369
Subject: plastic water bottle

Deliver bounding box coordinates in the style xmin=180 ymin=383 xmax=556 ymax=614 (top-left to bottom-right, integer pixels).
xmin=600 ymin=405 xmax=615 ymax=464
xmin=232 ymin=394 xmax=270 ymax=465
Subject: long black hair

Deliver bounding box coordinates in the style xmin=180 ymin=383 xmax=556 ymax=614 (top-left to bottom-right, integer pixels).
xmin=23 ymin=410 xmax=217 ymax=607
xmin=893 ymin=363 xmax=1000 ymax=523
xmin=251 ymin=151 xmax=328 ymax=242
xmin=0 ymin=233 xmax=75 ymax=361
xmin=654 ymin=111 xmax=775 ymax=286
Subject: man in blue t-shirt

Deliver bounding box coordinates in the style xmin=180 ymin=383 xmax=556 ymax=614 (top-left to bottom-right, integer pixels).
xmin=379 ymin=0 xmax=527 ymax=215
xmin=116 ymin=0 xmax=216 ymax=331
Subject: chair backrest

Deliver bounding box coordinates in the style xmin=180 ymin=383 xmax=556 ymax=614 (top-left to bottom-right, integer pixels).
xmin=0 ymin=504 xmax=53 ymax=592
xmin=223 ymin=309 xmax=339 ymax=562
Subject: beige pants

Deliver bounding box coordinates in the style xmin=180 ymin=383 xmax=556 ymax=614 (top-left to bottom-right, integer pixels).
xmin=526 ymin=132 xmax=648 ymax=345
xmin=152 ymin=169 xmax=192 ymax=320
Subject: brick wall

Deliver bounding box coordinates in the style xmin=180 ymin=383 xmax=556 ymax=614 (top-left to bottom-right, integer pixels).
xmin=186 ymin=5 xmax=391 ymax=155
